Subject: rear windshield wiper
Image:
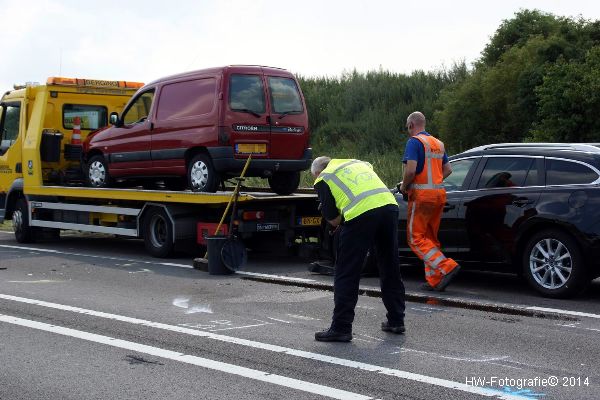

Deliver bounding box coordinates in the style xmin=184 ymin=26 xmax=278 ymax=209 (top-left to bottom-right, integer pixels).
xmin=278 ymin=110 xmax=302 ymax=119
xmin=233 ymin=108 xmax=262 ymax=118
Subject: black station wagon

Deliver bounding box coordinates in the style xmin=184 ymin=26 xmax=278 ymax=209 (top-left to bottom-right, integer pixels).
xmin=396 ymin=143 xmax=600 ymax=298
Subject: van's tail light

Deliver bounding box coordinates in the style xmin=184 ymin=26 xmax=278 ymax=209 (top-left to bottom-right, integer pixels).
xmin=242 ymin=211 xmax=264 ymax=220
xmin=218 ymin=126 xmax=230 ymax=145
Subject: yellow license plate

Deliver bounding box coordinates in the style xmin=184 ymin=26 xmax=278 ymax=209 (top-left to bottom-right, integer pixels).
xmin=300 ymin=216 xmax=322 ymax=226
xmin=236 ymin=143 xmax=267 ymax=154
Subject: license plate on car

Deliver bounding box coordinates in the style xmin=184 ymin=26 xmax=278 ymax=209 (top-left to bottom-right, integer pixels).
xmin=257 ymin=223 xmax=279 ymax=231
xmin=235 ymin=143 xmax=267 ymax=154
xmin=299 ymin=216 xmax=322 ymax=226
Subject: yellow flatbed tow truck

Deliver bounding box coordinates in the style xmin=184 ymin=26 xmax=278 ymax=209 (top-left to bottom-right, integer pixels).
xmin=0 ymin=78 xmax=320 ymax=257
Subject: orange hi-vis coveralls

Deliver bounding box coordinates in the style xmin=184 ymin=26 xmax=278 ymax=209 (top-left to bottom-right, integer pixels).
xmin=407 ymin=134 xmax=459 ymax=287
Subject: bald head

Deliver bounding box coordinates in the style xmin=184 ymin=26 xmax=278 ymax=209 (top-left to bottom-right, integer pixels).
xmin=405 ymin=111 xmax=426 ymax=137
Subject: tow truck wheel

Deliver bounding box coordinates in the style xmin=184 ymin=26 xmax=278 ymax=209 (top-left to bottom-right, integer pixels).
xmin=13 ymin=198 xmax=36 ymax=243
xmin=87 ymin=155 xmax=113 ymax=188
xmin=268 ymin=171 xmax=300 ymax=195
xmin=188 ymin=154 xmax=219 ymax=193
xmin=143 ymin=208 xmax=174 ymax=258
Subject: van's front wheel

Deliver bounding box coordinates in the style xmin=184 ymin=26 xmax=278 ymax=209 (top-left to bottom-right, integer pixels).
xmin=268 ymin=171 xmax=300 ymax=195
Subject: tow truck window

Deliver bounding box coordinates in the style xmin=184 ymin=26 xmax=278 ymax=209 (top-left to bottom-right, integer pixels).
xmin=123 ymin=90 xmax=155 ymax=125
xmin=63 ymin=104 xmax=108 ymax=130
xmin=229 ymin=75 xmax=266 ymax=114
xmin=0 ymin=104 xmax=21 ymax=153
xmin=268 ymin=77 xmax=303 ymax=114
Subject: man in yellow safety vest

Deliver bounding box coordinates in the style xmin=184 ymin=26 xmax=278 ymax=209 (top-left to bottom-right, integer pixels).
xmin=312 ymin=156 xmax=406 ymax=342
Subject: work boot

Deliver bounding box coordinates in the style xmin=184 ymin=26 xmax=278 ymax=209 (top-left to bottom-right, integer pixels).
xmin=420 ymin=282 xmax=438 ymax=292
xmin=381 ymin=321 xmax=405 ymax=334
xmin=436 ymin=265 xmax=462 ymax=291
xmin=315 ymin=328 xmax=352 ymax=342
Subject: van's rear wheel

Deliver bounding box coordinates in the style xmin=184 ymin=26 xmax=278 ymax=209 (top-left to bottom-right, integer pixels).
xmin=188 ymin=154 xmax=219 ymax=192
xmin=143 ymin=208 xmax=174 ymax=258
xmin=87 ymin=155 xmax=113 ymax=188
xmin=268 ymin=171 xmax=300 ymax=195
xmin=13 ymin=198 xmax=37 ymax=243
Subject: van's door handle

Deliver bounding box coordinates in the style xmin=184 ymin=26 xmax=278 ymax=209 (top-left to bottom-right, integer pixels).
xmin=266 ymin=115 xmax=272 ymax=125
xmin=512 ymin=197 xmax=533 ymax=207
xmin=443 ymin=203 xmax=456 ymax=212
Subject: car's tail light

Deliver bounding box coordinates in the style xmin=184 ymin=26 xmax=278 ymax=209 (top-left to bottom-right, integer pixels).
xmin=242 ymin=211 xmax=264 ymax=220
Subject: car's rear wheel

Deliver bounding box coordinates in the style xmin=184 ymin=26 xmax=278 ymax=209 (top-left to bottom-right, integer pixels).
xmin=188 ymin=154 xmax=219 ymax=192
xmin=522 ymin=229 xmax=588 ymax=298
xmin=87 ymin=155 xmax=113 ymax=188
xmin=268 ymin=171 xmax=300 ymax=195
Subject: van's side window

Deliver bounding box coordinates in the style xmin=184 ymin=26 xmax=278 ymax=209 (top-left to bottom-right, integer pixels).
xmin=268 ymin=77 xmax=303 ymax=114
xmin=123 ymin=90 xmax=155 ymax=125
xmin=157 ymin=78 xmax=216 ymax=121
xmin=229 ymin=75 xmax=265 ymax=114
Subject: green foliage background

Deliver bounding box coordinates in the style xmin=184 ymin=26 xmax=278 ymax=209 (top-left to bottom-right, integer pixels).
xmin=295 ymin=9 xmax=600 ymax=187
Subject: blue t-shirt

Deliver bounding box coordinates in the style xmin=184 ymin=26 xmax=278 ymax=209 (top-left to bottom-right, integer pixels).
xmin=402 ymin=131 xmax=448 ymax=174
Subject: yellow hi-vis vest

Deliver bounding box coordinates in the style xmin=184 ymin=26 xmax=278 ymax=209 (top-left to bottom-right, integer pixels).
xmin=314 ymin=159 xmax=397 ymax=221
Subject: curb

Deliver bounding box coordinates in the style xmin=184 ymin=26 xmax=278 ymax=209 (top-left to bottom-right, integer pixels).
xmin=241 ymin=274 xmax=579 ymax=322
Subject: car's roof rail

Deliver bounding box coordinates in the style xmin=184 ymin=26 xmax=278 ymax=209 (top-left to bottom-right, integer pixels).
xmin=464 ymin=143 xmax=600 ymax=153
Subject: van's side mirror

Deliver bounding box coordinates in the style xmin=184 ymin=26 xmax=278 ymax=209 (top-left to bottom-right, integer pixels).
xmin=110 ymin=112 xmax=121 ymax=127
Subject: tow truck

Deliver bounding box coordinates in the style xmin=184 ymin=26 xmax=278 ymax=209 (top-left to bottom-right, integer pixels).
xmin=0 ymin=78 xmax=322 ymax=257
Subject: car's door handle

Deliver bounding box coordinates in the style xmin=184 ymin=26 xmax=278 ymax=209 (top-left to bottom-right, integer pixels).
xmin=443 ymin=203 xmax=456 ymax=211
xmin=512 ymin=198 xmax=534 ymax=207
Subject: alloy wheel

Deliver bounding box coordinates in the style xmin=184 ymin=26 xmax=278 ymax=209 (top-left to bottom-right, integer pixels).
xmin=529 ymin=238 xmax=573 ymax=290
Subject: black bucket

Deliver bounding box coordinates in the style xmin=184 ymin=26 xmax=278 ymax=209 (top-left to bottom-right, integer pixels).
xmin=206 ymin=236 xmax=233 ymax=275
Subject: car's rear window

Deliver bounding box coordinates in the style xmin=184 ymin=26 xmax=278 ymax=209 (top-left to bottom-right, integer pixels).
xmin=477 ymin=157 xmax=535 ymax=188
xmin=546 ymin=159 xmax=599 ymax=185
xmin=157 ymin=78 xmax=216 ymax=120
xmin=229 ymin=75 xmax=265 ymax=114
xmin=268 ymin=77 xmax=303 ymax=114
xmin=63 ymin=104 xmax=108 ymax=130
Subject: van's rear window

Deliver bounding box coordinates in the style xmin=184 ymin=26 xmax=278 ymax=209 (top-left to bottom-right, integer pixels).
xmin=268 ymin=77 xmax=303 ymax=114
xmin=63 ymin=104 xmax=108 ymax=130
xmin=229 ymin=75 xmax=266 ymax=114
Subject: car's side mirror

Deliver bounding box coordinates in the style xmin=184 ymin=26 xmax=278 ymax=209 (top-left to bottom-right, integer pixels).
xmin=109 ymin=112 xmax=121 ymax=127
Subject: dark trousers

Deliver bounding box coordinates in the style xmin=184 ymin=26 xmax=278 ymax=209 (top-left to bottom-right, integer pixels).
xmin=332 ymin=205 xmax=406 ymax=333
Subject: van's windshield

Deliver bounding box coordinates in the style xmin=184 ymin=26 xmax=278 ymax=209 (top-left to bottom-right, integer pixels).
xmin=268 ymin=77 xmax=303 ymax=114
xmin=229 ymin=75 xmax=266 ymax=115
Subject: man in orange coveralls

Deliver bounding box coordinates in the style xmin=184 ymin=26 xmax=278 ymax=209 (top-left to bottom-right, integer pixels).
xmin=399 ymin=111 xmax=461 ymax=291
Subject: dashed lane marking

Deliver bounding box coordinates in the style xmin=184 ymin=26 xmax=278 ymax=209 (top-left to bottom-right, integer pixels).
xmin=0 ymin=313 xmax=371 ymax=400
xmin=0 ymin=293 xmax=526 ymax=399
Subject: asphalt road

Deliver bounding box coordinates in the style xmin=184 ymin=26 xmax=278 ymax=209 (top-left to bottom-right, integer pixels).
xmin=0 ymin=231 xmax=598 ymax=400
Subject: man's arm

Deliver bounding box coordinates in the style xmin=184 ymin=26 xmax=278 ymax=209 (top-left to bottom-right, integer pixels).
xmin=315 ymin=181 xmax=342 ymax=227
xmin=400 ymin=160 xmax=417 ymax=195
xmin=443 ymin=162 xmax=452 ymax=179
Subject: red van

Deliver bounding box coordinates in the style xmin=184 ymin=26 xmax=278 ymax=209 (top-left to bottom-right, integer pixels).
xmin=82 ymin=65 xmax=311 ymax=195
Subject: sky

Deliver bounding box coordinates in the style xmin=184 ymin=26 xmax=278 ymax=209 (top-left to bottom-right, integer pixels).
xmin=1 ymin=0 xmax=600 ymax=90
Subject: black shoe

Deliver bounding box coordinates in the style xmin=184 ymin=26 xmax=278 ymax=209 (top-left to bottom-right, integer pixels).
xmin=315 ymin=328 xmax=352 ymax=342
xmin=436 ymin=265 xmax=461 ymax=291
xmin=420 ymin=282 xmax=438 ymax=292
xmin=381 ymin=321 xmax=405 ymax=334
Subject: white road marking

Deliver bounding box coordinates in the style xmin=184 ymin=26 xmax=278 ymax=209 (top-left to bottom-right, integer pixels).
xmin=286 ymin=314 xmax=320 ymax=321
xmin=0 ymin=244 xmax=195 ymax=269
xmin=397 ymin=348 xmax=509 ymax=363
xmin=7 ymin=280 xmax=64 ymax=284
xmin=210 ymin=322 xmax=272 ymax=332
xmin=527 ymin=306 xmax=600 ymax=320
xmin=0 ymin=313 xmax=370 ymax=400
xmin=267 ymin=317 xmax=292 ymax=324
xmin=0 ymin=244 xmax=313 ymax=282
xmin=0 ymin=293 xmax=525 ymax=400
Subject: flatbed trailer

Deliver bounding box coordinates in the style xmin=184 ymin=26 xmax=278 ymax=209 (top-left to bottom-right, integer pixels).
xmin=0 ymin=78 xmax=322 ymax=258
